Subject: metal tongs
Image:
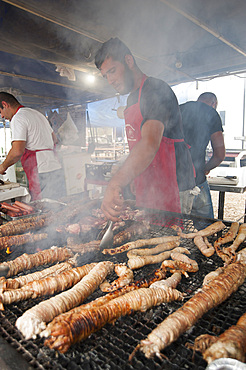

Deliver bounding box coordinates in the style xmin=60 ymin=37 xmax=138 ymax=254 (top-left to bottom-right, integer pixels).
xmin=99 ymin=220 xmax=114 ymax=249
xmin=236 ymin=214 xmax=246 ymax=222
xmin=30 ymin=198 xmax=67 ymax=206
xmin=98 ymin=194 xmax=123 ymax=249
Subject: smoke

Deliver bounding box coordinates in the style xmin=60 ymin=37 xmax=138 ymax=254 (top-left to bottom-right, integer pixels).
xmin=0 ymin=0 xmax=246 ymax=109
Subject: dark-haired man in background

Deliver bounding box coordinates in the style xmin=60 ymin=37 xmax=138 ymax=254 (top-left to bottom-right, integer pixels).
xmin=180 ymin=92 xmax=225 ymax=219
xmin=95 ymin=37 xmax=196 ymax=221
xmin=0 ymin=92 xmax=66 ymax=201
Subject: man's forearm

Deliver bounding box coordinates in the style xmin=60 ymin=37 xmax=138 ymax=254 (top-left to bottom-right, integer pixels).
xmin=1 ymin=149 xmax=22 ymax=171
xmin=101 ymin=119 xmax=164 ymax=221
xmin=205 ymin=155 xmax=224 ymax=173
xmin=206 ymin=133 xmax=225 ymax=173
xmin=110 ymin=139 xmax=157 ymax=188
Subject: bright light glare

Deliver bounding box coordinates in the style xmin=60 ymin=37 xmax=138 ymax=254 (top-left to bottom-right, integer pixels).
xmin=86 ymin=74 xmax=95 ymax=83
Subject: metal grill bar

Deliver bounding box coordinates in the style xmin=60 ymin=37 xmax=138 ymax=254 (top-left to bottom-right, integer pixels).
xmin=0 ymin=212 xmax=245 ymax=369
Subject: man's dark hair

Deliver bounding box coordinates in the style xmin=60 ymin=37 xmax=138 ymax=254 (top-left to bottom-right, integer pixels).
xmin=0 ymin=92 xmax=19 ymax=109
xmin=95 ymin=37 xmax=135 ymax=69
xmin=198 ymin=92 xmax=217 ymax=101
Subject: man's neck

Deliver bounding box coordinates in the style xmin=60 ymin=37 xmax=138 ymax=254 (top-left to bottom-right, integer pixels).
xmin=13 ymin=104 xmax=23 ymax=117
xmin=132 ymin=70 xmax=145 ymax=92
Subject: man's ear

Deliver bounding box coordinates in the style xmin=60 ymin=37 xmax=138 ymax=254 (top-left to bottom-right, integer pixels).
xmin=2 ymin=101 xmax=8 ymax=109
xmin=125 ymin=54 xmax=134 ymax=69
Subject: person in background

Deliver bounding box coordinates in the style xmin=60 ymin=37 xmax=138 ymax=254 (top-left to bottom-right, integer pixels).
xmin=0 ymin=92 xmax=66 ymax=201
xmin=94 ymin=37 xmax=196 ymax=221
xmin=180 ymin=92 xmax=226 ymax=219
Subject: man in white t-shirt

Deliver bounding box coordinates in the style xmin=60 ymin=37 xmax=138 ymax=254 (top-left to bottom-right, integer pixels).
xmin=0 ymin=92 xmax=66 ymax=200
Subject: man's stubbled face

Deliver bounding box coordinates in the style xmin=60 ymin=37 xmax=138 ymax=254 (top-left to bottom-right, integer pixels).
xmin=100 ymin=56 xmax=134 ymax=95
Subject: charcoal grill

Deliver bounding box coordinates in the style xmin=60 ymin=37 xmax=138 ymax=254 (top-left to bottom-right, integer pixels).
xmin=0 ymin=211 xmax=245 ymax=370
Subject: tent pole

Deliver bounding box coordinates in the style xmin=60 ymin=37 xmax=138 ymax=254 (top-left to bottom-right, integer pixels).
xmin=122 ymin=127 xmax=125 ymax=153
xmin=114 ymin=127 xmax=116 ymax=160
xmin=243 ymin=74 xmax=246 ymax=150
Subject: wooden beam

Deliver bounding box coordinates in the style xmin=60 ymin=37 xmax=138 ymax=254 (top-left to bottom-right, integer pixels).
xmin=0 ymin=70 xmax=87 ymax=90
xmin=15 ymin=92 xmax=76 ymax=103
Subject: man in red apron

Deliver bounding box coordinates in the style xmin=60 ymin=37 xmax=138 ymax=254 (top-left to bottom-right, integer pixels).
xmin=95 ymin=38 xmax=195 ymax=221
xmin=0 ymin=92 xmax=65 ymax=201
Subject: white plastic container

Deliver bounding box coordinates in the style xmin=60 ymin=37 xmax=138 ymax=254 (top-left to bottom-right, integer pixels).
xmin=62 ymin=152 xmax=92 ymax=195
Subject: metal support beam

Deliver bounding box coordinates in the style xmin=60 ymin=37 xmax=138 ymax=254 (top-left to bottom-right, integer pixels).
xmin=161 ymin=0 xmax=246 ymax=58
xmin=0 ymin=70 xmax=86 ymax=90
xmin=1 ymin=0 xmax=195 ymax=80
xmin=1 ymin=0 xmax=103 ymax=42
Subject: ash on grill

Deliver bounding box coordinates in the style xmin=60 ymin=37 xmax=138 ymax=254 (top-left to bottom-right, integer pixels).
xmin=0 ymin=210 xmax=245 ymax=370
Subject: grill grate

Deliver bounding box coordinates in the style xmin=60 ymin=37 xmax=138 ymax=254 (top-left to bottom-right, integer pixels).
xmin=0 ymin=211 xmax=245 ymax=369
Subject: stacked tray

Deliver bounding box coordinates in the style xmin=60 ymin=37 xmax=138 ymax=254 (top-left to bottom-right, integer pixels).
xmin=0 ymin=200 xmax=41 ymax=221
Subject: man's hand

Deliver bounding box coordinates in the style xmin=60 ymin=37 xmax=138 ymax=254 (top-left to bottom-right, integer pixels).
xmin=0 ymin=163 xmax=6 ymax=175
xmin=101 ymin=182 xmax=124 ymax=221
xmin=0 ymin=141 xmax=26 ymax=176
xmin=101 ymin=120 xmax=164 ymax=221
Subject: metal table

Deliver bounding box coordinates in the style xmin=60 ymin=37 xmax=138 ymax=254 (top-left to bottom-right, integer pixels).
xmin=0 ymin=185 xmax=30 ymax=203
xmin=209 ymin=182 xmax=246 ymax=221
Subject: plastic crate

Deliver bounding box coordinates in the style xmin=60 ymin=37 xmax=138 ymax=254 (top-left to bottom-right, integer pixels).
xmin=85 ymin=163 xmax=113 ymax=181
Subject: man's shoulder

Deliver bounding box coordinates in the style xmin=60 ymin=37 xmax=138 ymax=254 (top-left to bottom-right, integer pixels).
xmin=180 ymin=100 xmax=215 ymax=110
xmin=18 ymin=107 xmax=40 ymax=114
xmin=144 ymin=76 xmax=171 ymax=91
xmin=180 ymin=101 xmax=220 ymax=117
xmin=179 ymin=101 xmax=196 ymax=109
xmin=143 ymin=77 xmax=176 ymax=102
xmin=180 ymin=100 xmax=206 ymax=109
xmin=17 ymin=107 xmax=47 ymax=121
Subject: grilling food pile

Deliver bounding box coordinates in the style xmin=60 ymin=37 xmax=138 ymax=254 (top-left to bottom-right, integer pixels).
xmin=0 ymin=198 xmax=245 ymax=367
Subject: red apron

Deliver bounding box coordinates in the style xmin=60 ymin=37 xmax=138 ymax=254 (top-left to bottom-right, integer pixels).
xmin=21 ymin=148 xmax=52 ymax=201
xmin=124 ymin=75 xmax=181 ymax=212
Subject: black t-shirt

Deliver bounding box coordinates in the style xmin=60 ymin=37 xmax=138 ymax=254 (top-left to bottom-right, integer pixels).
xmin=179 ymin=101 xmax=223 ymax=185
xmin=127 ymin=77 xmax=184 ymax=138
xmin=126 ymin=77 xmax=195 ymax=191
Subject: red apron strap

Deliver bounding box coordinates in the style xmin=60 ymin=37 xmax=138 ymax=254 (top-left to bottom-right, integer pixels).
xmin=138 ymin=75 xmax=147 ymax=101
xmin=14 ymin=105 xmax=24 ymax=115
